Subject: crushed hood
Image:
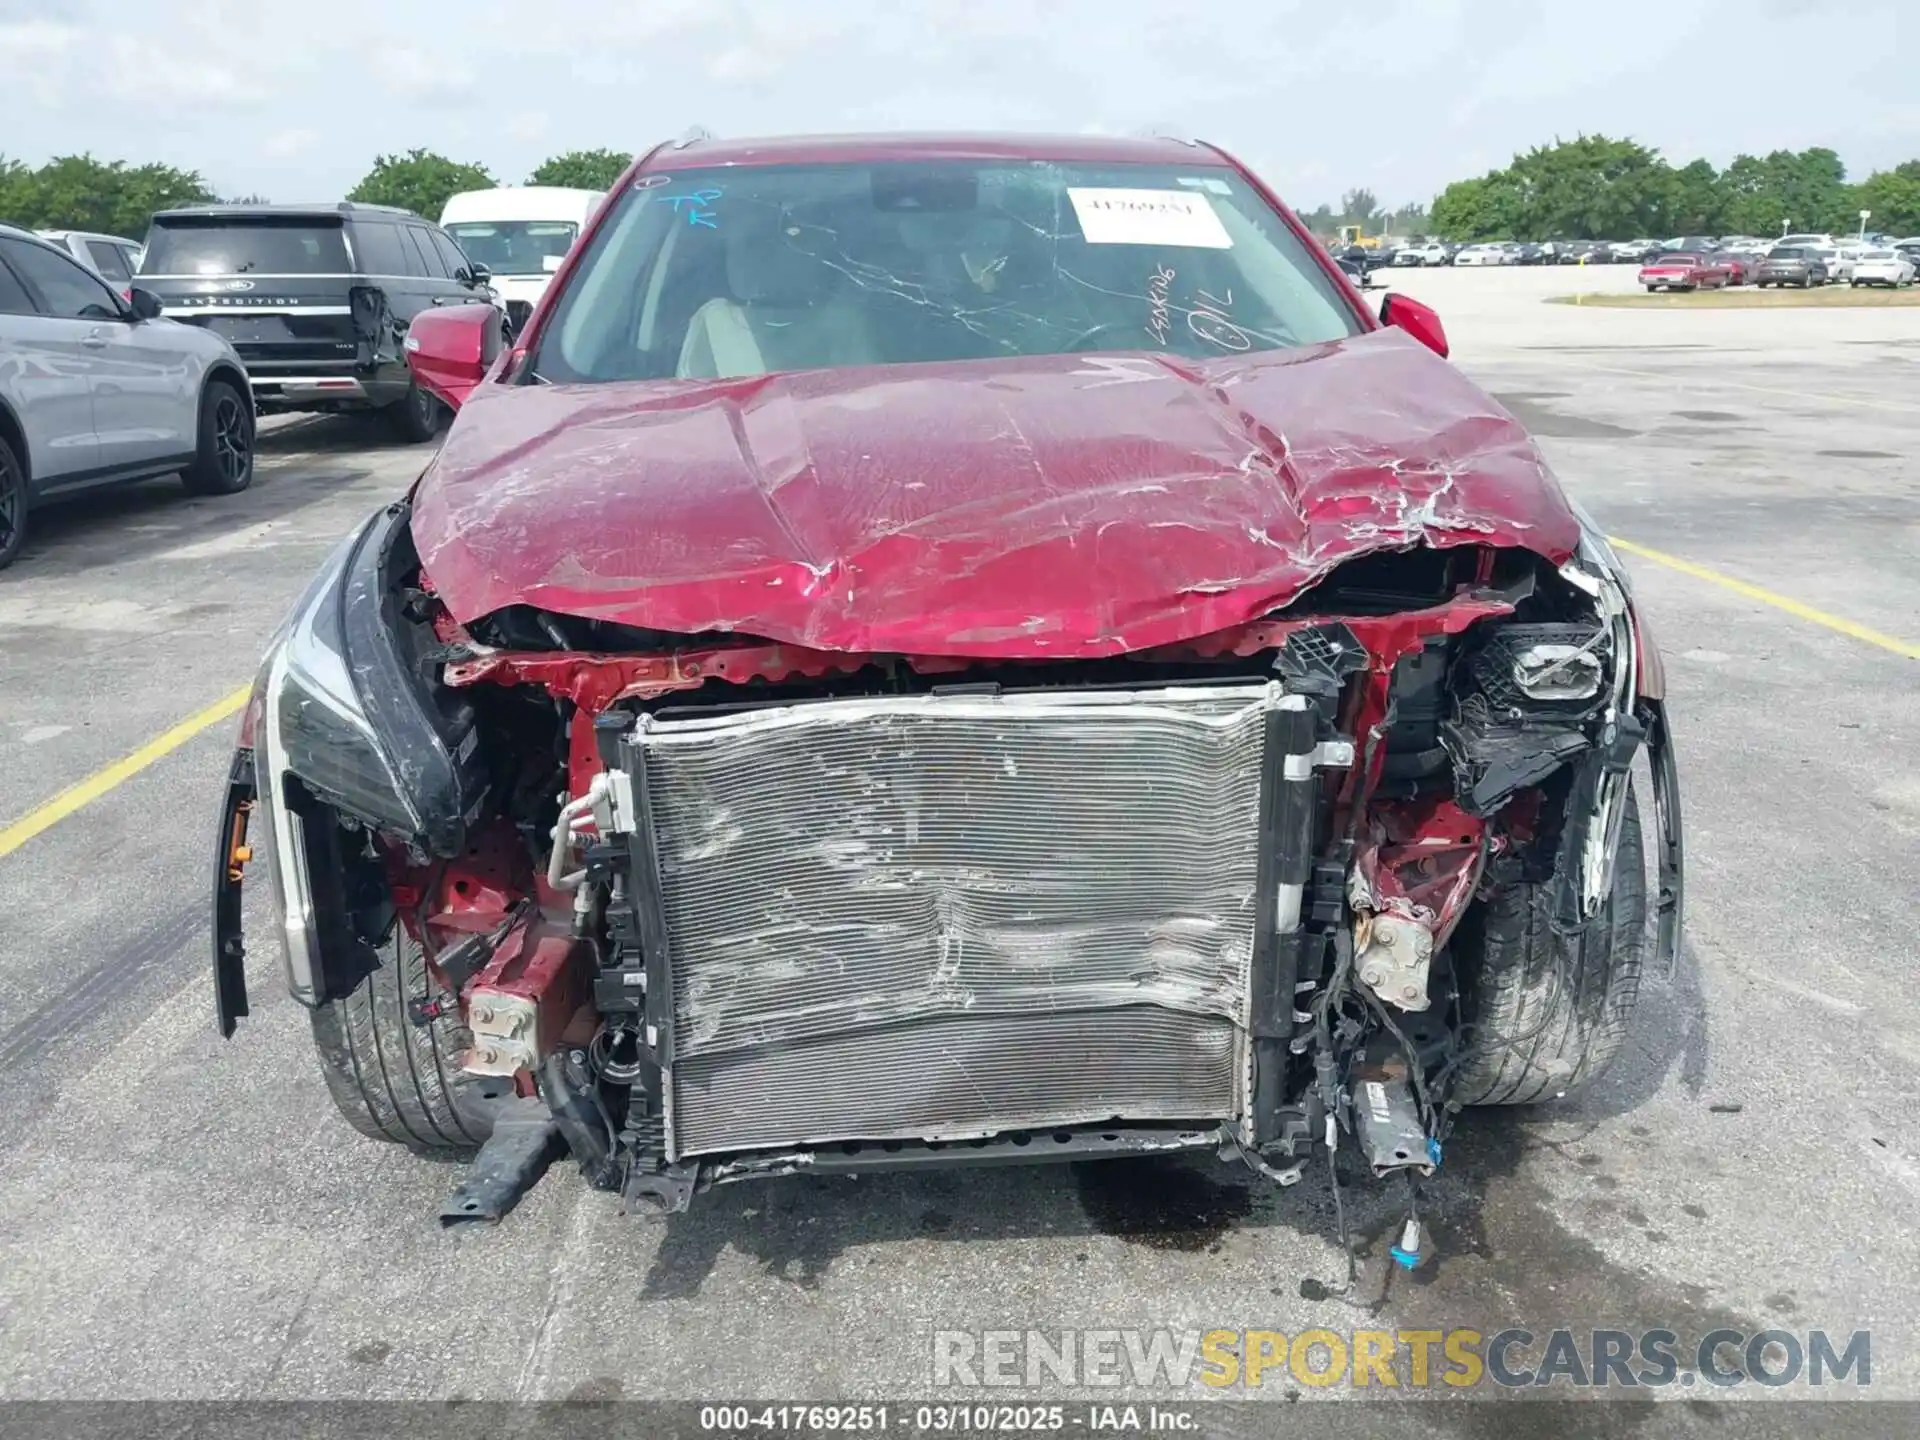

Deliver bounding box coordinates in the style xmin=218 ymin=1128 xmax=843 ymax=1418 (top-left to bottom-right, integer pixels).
xmin=411 ymin=328 xmax=1581 ymax=657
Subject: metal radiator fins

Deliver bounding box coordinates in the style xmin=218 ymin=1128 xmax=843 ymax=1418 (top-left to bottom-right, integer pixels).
xmin=636 ymin=684 xmax=1278 ymax=1158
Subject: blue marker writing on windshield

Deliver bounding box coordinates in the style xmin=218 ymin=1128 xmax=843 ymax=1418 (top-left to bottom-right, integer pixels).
xmin=665 ymin=188 xmax=723 ymax=228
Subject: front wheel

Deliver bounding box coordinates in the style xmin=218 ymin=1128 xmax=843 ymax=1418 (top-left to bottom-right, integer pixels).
xmin=180 ymin=379 xmax=255 ymax=496
xmin=0 ymin=432 xmax=28 ymax=571
xmin=1452 ymin=792 xmax=1647 ymax=1106
xmin=308 ymin=927 xmax=498 ymax=1151
xmin=387 ymin=378 xmax=447 ymax=445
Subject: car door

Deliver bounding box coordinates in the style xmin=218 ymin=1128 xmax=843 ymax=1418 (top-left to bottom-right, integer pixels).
xmin=1 ymin=235 xmax=191 ymax=471
xmin=399 ymin=224 xmax=451 ymax=320
xmin=0 ymin=235 xmax=102 ymax=485
xmin=427 ymin=227 xmax=487 ymax=303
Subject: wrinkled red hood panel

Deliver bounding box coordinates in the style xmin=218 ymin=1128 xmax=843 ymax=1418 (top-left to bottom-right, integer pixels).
xmin=412 ymin=328 xmax=1581 ymax=658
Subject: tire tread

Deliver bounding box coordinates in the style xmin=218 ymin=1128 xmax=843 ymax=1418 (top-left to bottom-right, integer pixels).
xmin=308 ymin=930 xmax=485 ymax=1150
xmin=1454 ymin=794 xmax=1647 ymax=1106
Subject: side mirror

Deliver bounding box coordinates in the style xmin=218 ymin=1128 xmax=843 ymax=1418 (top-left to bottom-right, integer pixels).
xmin=127 ymin=287 xmax=163 ymax=321
xmin=403 ymin=303 xmax=504 ymax=411
xmin=464 ymin=262 xmax=491 ymax=286
xmin=1380 ymin=292 xmax=1448 ymax=359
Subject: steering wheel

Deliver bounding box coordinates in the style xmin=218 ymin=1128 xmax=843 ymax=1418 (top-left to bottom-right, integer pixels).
xmin=1061 ymin=320 xmax=1150 ymax=353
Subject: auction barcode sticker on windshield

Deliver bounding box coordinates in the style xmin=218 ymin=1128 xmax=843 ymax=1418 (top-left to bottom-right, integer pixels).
xmin=1067 ymin=187 xmax=1233 ymax=248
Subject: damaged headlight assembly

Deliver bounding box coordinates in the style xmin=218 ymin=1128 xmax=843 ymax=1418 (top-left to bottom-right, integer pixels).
xmin=249 ymin=504 xmax=485 ymax=1006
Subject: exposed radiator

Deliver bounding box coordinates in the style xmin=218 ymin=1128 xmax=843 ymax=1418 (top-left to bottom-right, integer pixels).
xmin=628 ymin=683 xmax=1282 ymax=1160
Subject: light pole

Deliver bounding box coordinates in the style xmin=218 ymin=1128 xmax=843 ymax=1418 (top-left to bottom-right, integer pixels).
xmin=1859 ymin=209 xmax=1871 ymax=240
xmin=1781 ymin=218 xmax=1790 ymax=237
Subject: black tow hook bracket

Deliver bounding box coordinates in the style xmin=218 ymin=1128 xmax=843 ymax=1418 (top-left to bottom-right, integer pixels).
xmin=439 ymin=1096 xmax=564 ymax=1226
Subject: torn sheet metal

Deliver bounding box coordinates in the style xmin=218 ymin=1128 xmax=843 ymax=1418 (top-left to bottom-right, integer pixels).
xmin=441 ymin=590 xmax=1519 ymax=714
xmin=411 ymin=328 xmax=1580 ymax=658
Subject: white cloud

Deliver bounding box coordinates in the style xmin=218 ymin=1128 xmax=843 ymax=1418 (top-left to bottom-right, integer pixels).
xmin=262 ymin=128 xmax=319 ymax=160
xmin=372 ymin=46 xmax=475 ymax=102
xmin=0 ymin=0 xmax=1910 ymax=210
xmin=0 ymin=17 xmax=81 ymax=57
xmin=707 ymin=45 xmax=785 ymax=83
xmin=504 ymin=111 xmax=550 ymax=143
xmin=106 ymin=42 xmax=269 ymax=108
xmin=0 ymin=19 xmax=81 ymax=105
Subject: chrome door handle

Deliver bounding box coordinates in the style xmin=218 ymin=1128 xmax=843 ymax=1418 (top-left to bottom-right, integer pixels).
xmin=81 ymin=329 xmax=108 ymax=348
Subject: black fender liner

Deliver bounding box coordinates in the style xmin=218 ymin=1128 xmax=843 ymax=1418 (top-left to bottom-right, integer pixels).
xmin=211 ymin=747 xmax=254 ymax=1037
xmin=1644 ymin=698 xmax=1685 ymax=977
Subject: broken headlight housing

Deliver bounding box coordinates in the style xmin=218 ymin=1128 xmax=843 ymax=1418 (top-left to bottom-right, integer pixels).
xmin=252 ymin=503 xmax=485 ymax=1004
xmin=262 ymin=512 xmax=422 ymax=837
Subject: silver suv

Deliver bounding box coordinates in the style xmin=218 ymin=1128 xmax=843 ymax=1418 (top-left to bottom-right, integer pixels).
xmin=0 ymin=224 xmax=255 ymax=570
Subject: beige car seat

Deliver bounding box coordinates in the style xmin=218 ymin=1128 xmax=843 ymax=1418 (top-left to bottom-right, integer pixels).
xmin=677 ymin=213 xmax=876 ymax=378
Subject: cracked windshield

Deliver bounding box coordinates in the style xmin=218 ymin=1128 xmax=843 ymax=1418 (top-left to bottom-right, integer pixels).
xmin=535 ymin=161 xmax=1360 ymax=382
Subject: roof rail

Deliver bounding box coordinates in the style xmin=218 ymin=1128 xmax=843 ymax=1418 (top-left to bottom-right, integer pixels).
xmin=670 ymin=126 xmax=714 ymax=150
xmin=1132 ymin=127 xmax=1204 ymax=147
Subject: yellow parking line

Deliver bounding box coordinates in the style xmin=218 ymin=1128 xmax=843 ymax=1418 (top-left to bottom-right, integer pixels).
xmin=0 ymin=684 xmax=251 ymax=860
xmin=1611 ymin=536 xmax=1920 ymax=659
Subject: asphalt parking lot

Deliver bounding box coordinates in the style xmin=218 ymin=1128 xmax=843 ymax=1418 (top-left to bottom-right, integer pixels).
xmin=1 ymin=266 xmax=1916 ymax=1422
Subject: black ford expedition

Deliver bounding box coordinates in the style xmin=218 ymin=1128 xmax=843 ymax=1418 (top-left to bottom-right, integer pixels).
xmin=136 ymin=203 xmax=496 ymax=441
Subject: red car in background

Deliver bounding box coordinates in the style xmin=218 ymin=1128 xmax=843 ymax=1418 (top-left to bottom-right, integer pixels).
xmin=1638 ymin=251 xmax=1732 ymax=291
xmin=1716 ymin=252 xmax=1761 ymax=286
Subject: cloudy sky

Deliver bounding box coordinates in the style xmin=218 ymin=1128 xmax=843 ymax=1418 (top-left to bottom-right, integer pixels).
xmin=2 ymin=0 xmax=1912 ymax=207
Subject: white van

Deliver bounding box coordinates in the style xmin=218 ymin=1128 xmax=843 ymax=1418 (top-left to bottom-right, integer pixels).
xmin=439 ymin=186 xmax=606 ymax=322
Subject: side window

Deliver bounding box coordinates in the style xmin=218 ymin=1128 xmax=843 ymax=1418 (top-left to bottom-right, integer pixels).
xmin=0 ymin=254 xmax=34 ymax=315
xmin=398 ymin=226 xmax=436 ymax=278
xmin=410 ymin=226 xmax=452 ymax=279
xmin=86 ymin=241 xmax=133 ymax=283
xmin=429 ymin=228 xmax=471 ymax=279
xmin=350 ymin=222 xmax=408 ymax=277
xmin=0 ymin=237 xmax=120 ymax=319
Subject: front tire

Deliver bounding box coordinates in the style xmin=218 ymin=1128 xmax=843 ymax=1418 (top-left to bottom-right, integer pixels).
xmin=307 ymin=928 xmax=496 ymax=1151
xmin=1452 ymin=793 xmax=1647 ymax=1106
xmin=0 ymin=433 xmax=28 ymax=571
xmin=180 ymin=378 xmax=255 ymax=496
xmin=388 ymin=378 xmax=447 ymax=445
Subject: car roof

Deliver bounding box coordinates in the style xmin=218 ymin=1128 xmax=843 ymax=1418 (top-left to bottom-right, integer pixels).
xmin=440 ymin=186 xmax=605 ymax=225
xmin=149 ymin=201 xmax=426 ymax=223
xmin=642 ymin=130 xmax=1221 ymax=174
xmin=0 ymin=221 xmax=63 ymax=249
xmin=36 ymin=228 xmax=139 ymax=245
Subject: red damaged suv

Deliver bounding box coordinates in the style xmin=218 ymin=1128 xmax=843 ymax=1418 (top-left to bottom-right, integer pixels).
xmin=214 ymin=133 xmax=1682 ymax=1250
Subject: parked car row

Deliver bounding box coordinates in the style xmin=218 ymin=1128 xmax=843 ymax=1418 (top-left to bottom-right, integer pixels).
xmin=0 ymin=222 xmax=255 ymax=569
xmin=1386 ymin=239 xmax=1633 ymax=267
xmin=1639 ymin=238 xmax=1917 ymax=291
xmin=1373 ymin=233 xmax=1920 ymax=276
xmin=0 ymin=185 xmax=608 ymax=571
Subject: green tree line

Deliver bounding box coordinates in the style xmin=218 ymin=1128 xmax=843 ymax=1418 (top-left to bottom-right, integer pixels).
xmin=343 ymin=147 xmax=632 ymax=218
xmin=0 ymin=155 xmax=218 ymax=238
xmin=0 ymin=149 xmax=634 ymax=239
xmin=1427 ymin=136 xmax=1920 ymax=241
xmin=9 ymin=142 xmax=1915 ymax=246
